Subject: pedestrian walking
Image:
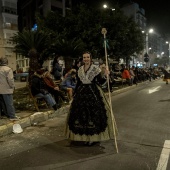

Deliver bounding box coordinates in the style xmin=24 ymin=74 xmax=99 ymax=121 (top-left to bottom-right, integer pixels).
xmin=65 ymin=51 xmax=114 ymax=146
xmin=0 ymin=57 xmax=20 ymax=120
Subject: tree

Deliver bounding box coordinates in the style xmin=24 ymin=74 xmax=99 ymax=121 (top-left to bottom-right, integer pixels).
xmin=153 ymin=56 xmax=169 ymax=66
xmin=12 ymin=29 xmax=50 ymax=79
xmin=36 ymin=4 xmax=144 ymax=63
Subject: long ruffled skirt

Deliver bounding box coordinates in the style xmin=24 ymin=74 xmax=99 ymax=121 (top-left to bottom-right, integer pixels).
xmin=65 ymin=84 xmax=114 ymax=142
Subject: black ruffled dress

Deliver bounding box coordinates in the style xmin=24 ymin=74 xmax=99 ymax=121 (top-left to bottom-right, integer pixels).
xmin=65 ymin=64 xmax=114 ymax=142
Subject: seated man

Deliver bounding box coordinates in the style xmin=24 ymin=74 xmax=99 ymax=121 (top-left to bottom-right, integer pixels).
xmin=60 ymin=70 xmax=76 ymax=100
xmin=42 ymin=71 xmax=68 ymax=104
xmin=31 ymin=69 xmax=58 ymax=110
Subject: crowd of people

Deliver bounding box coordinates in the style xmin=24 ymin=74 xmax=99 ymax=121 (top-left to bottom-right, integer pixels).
xmin=0 ymin=53 xmax=164 ymax=120
xmin=101 ymin=64 xmax=163 ymax=90
xmin=0 ymin=52 xmax=166 ymax=148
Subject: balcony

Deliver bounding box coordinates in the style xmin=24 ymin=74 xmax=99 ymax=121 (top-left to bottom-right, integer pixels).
xmin=4 ymin=39 xmax=15 ymax=48
xmin=3 ymin=23 xmax=18 ymax=30
xmin=2 ymin=39 xmax=15 ymax=48
xmin=2 ymin=6 xmax=17 ymax=15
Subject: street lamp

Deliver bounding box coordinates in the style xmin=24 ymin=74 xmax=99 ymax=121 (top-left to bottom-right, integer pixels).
xmin=103 ymin=4 xmax=108 ymax=8
xmin=142 ymin=28 xmax=154 ymax=67
xmin=166 ymin=41 xmax=170 ymax=66
xmin=103 ymin=4 xmax=115 ymax=11
xmin=146 ymin=29 xmax=153 ymax=58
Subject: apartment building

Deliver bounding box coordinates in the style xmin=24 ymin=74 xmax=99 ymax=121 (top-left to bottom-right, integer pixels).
xmin=16 ymin=0 xmax=71 ymax=72
xmin=0 ymin=0 xmax=18 ymax=71
xmin=18 ymin=0 xmax=72 ymax=31
xmin=121 ymin=2 xmax=146 ymax=31
xmin=121 ymin=2 xmax=168 ymax=67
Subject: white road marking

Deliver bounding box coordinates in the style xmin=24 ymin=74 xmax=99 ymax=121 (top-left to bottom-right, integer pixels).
xmin=149 ymin=86 xmax=161 ymax=94
xmin=156 ymin=140 xmax=170 ymax=170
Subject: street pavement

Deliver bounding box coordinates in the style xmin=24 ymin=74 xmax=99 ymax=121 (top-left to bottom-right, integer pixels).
xmin=1 ymin=79 xmax=168 ymax=170
xmin=0 ymin=80 xmax=145 ymax=137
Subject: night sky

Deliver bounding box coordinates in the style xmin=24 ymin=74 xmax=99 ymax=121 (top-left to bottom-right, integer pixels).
xmin=119 ymin=0 xmax=170 ymax=36
xmin=73 ymin=0 xmax=170 ymax=36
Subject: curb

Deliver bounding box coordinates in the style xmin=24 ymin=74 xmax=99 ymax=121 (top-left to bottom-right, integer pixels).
xmin=0 ymin=105 xmax=70 ymax=137
xmin=110 ymin=81 xmax=146 ymax=96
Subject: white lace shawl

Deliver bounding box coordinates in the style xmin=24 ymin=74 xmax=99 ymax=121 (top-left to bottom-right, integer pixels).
xmin=78 ymin=64 xmax=101 ymax=84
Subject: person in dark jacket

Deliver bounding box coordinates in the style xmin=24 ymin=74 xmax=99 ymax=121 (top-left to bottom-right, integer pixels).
xmin=52 ymin=55 xmax=62 ymax=81
xmin=31 ymin=69 xmax=58 ymax=110
xmin=43 ymin=71 xmax=68 ymax=104
xmin=72 ymin=59 xmax=82 ymax=72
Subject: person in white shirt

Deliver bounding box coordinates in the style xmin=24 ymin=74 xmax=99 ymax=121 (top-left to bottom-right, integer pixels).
xmin=0 ymin=57 xmax=19 ymax=121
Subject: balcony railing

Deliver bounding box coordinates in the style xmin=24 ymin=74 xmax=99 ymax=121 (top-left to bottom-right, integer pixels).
xmin=2 ymin=6 xmax=17 ymax=15
xmin=3 ymin=23 xmax=18 ymax=30
xmin=0 ymin=39 xmax=15 ymax=48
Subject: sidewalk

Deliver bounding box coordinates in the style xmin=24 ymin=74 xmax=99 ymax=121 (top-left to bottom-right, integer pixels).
xmin=0 ymin=105 xmax=70 ymax=137
xmin=14 ymin=81 xmax=27 ymax=89
xmin=0 ymin=81 xmax=147 ymax=138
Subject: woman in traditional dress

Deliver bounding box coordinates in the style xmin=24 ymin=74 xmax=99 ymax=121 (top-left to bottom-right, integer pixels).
xmin=65 ymin=51 xmax=114 ymax=146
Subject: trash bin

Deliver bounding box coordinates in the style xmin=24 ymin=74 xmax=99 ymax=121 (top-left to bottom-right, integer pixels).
xmin=20 ymin=76 xmax=27 ymax=82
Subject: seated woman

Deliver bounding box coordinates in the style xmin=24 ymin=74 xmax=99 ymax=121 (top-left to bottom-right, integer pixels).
xmin=121 ymin=67 xmax=132 ymax=86
xmin=43 ymin=71 xmax=68 ymax=104
xmin=60 ymin=70 xmax=77 ymax=100
xmin=31 ymin=69 xmax=58 ymax=110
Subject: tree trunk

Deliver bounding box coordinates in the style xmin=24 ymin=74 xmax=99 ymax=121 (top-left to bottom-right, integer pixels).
xmin=28 ymin=49 xmax=40 ymax=84
xmin=64 ymin=56 xmax=74 ymax=72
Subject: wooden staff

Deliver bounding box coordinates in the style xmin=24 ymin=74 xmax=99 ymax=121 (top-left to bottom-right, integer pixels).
xmin=101 ymin=28 xmax=119 ymax=153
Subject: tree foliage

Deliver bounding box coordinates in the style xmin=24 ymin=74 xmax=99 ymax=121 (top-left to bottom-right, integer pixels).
xmin=12 ymin=29 xmax=50 ymax=73
xmin=37 ymin=4 xmax=144 ymax=62
xmin=12 ymin=4 xmax=144 ymax=73
xmin=153 ymin=56 xmax=168 ymax=66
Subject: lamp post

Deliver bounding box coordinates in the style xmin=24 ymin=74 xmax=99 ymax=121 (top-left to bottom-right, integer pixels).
xmin=103 ymin=4 xmax=115 ymax=11
xmin=166 ymin=41 xmax=170 ymax=67
xmin=143 ymin=29 xmax=154 ymax=68
xmin=103 ymin=4 xmax=107 ymax=8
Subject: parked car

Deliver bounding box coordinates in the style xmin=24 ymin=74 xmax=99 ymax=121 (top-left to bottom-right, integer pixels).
xmin=15 ymin=72 xmax=29 ymax=82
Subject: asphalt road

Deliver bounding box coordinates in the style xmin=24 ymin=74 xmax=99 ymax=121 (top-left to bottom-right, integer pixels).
xmin=0 ymin=79 xmax=170 ymax=170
